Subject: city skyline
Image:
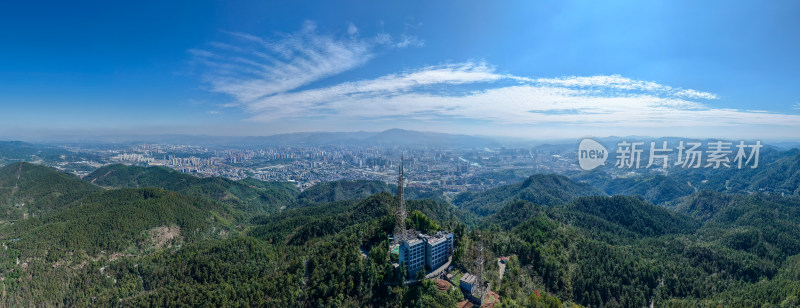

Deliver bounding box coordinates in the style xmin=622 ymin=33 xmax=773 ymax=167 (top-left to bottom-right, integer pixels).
xmin=2 ymin=1 xmax=800 ymax=139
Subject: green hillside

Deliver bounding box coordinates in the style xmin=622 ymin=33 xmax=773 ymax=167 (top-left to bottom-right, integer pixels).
xmin=562 ymin=195 xmax=700 ymax=237
xmin=0 ymin=162 xmax=100 ymax=220
xmin=662 ymin=148 xmax=800 ymax=196
xmin=453 ymin=174 xmax=603 ymax=216
xmin=296 ymin=179 xmax=393 ymax=204
xmin=249 ymin=192 xmax=398 ymax=245
xmin=602 ymin=175 xmax=696 ymax=205
xmin=3 ymin=188 xmax=235 ymax=257
xmin=486 ymin=195 xmax=700 ymax=241
xmin=1 ymin=165 xmax=799 ymax=307
xmin=0 ymin=187 xmax=237 ymax=305
xmin=85 ymin=164 xmax=298 ymax=214
xmin=296 ymin=179 xmax=445 ymax=206
xmin=672 ymin=189 xmax=735 ymax=221
xmin=728 ymin=149 xmax=800 ymax=195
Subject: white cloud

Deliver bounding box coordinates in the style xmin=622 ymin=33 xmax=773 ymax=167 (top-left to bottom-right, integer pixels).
xmin=237 ymin=64 xmax=800 ymax=131
xmin=794 ymin=102 xmax=800 ymax=110
xmin=192 ymin=26 xmax=800 ymax=136
xmin=673 ymin=89 xmax=718 ymax=100
xmin=244 ymin=61 xmax=501 ymax=117
xmin=192 ymin=22 xmax=422 ymax=103
xmin=527 ymin=75 xmax=718 ymax=100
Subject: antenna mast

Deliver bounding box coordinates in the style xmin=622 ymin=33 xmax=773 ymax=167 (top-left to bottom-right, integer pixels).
xmin=474 ymin=232 xmax=485 ymax=301
xmin=393 ymin=154 xmax=407 ymax=244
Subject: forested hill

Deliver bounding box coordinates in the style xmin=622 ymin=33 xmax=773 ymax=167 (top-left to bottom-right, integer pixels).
xmin=296 ymin=179 xmax=445 ymax=206
xmin=591 ymin=175 xmax=695 ymax=205
xmin=0 ymin=162 xmax=100 ymax=219
xmin=559 ymin=195 xmax=700 ymax=238
xmin=673 ymin=191 xmax=800 ymax=259
xmin=248 ymin=192 xmax=395 ymax=245
xmin=452 ymin=174 xmax=603 ymax=216
xmin=249 ymin=192 xmax=473 ymax=246
xmin=85 ymin=164 xmax=298 ymax=214
xmin=5 ymin=188 xmax=236 ymax=257
xmin=0 ymin=187 xmax=237 ymax=305
xmin=484 ymin=195 xmax=699 ymax=239
xmin=656 ymin=147 xmax=800 ymax=196
xmin=84 ymin=165 xmax=444 ymax=213
xmin=568 ymin=147 xmax=800 ymax=206
xmin=671 ymin=189 xmax=735 ymax=222
xmin=2 ymin=161 xmax=800 ymax=306
xmin=297 ymin=180 xmax=395 ymax=205
xmin=724 ymin=148 xmax=800 ymax=195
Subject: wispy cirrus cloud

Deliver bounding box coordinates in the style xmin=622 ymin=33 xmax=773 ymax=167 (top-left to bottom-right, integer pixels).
xmin=234 ymin=61 xmax=799 ymax=128
xmin=523 ymin=75 xmax=718 ymax=100
xmin=191 ymin=24 xmax=800 ymax=136
xmin=190 ymin=21 xmax=423 ymax=103
xmin=244 ymin=62 xmax=502 ymax=117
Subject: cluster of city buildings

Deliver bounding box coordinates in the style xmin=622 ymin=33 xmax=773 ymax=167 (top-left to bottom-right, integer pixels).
xmin=59 ymin=142 xmax=574 ymax=190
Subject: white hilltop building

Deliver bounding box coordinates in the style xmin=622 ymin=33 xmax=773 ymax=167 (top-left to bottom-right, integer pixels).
xmin=391 ymin=156 xmax=454 ymax=280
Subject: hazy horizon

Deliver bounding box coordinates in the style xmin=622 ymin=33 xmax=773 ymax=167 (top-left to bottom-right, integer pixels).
xmin=5 ymin=128 xmax=800 ymax=146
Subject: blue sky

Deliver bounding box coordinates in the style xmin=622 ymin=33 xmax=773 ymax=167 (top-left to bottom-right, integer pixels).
xmin=1 ymin=0 xmax=799 ymax=139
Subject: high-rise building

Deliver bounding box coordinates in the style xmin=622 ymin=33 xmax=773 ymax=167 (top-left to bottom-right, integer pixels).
xmin=425 ymin=231 xmax=454 ymax=271
xmin=399 ymin=230 xmax=454 ymax=277
xmin=399 ymin=231 xmax=425 ymax=275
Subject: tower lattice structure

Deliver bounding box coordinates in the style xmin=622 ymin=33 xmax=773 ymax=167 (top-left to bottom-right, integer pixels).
xmin=474 ymin=232 xmax=486 ymax=300
xmin=393 ymin=155 xmax=407 ymax=244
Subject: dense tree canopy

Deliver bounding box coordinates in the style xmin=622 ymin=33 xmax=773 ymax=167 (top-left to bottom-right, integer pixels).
xmin=1 ymin=161 xmax=800 ymax=307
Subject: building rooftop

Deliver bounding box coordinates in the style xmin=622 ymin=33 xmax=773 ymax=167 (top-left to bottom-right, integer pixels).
xmin=426 ymin=231 xmax=452 ymax=245
xmin=406 ymin=237 xmax=424 ymax=246
xmin=401 ymin=229 xmax=431 ymax=246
